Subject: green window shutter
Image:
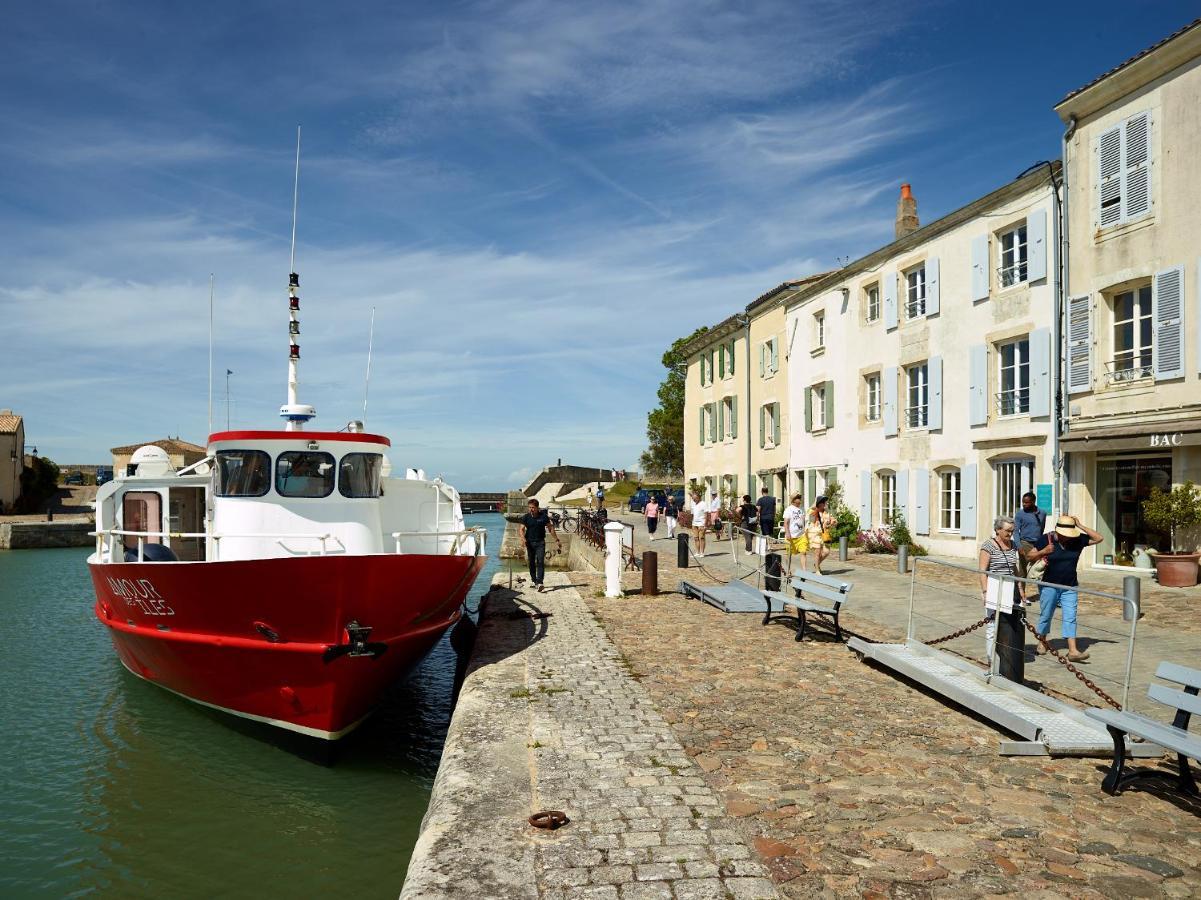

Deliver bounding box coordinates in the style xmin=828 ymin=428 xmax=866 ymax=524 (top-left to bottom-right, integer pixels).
xmin=718 ymin=344 xmax=726 ymax=378
xmin=699 ymin=408 xmax=705 ymax=445
xmin=759 ymin=405 xmax=765 ymax=449
xmin=826 ymin=467 xmax=838 ymax=487
xmin=700 ymin=356 xmax=707 ymax=386
xmin=718 ymin=399 xmax=725 ymax=439
xmin=824 ymin=380 xmax=834 ymax=428
xmin=804 ymin=386 xmax=813 ymax=432
xmin=731 ymin=396 xmax=738 ymax=438
xmin=770 ymin=339 xmax=778 ymax=372
xmin=759 ymin=343 xmax=765 ymax=377
xmin=708 ymin=404 xmax=717 ymax=443
xmin=709 ymin=350 xmax=716 ymax=383
xmin=728 ymin=341 xmax=736 ymax=376
xmin=773 ymin=405 xmax=781 ymax=445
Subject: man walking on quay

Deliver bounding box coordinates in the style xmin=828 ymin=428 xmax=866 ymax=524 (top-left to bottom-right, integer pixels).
xmin=1014 ymin=491 xmax=1047 ymax=595
xmin=756 ymin=487 xmax=777 ymax=541
xmin=689 ymin=491 xmax=708 ymax=557
xmin=520 ymin=498 xmax=561 ymax=593
xmin=1027 ymin=514 xmax=1102 ymax=661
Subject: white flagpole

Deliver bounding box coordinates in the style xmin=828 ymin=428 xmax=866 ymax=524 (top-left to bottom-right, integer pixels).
xmin=363 ymin=306 xmax=376 ymax=422
xmin=208 ymin=274 xmax=214 ymax=437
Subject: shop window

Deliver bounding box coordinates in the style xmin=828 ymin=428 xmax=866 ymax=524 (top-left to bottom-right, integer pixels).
xmin=1096 ymin=457 xmax=1172 ymax=560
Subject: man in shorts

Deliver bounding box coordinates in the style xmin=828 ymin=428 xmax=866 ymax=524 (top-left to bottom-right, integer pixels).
xmin=782 ymin=494 xmax=805 ymax=572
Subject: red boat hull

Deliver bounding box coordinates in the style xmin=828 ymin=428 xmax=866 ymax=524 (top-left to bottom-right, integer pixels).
xmin=89 ymin=553 xmax=486 ymax=739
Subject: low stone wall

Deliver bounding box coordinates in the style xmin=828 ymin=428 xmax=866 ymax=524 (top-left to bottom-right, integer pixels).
xmin=0 ymin=522 xmax=93 ymax=549
xmin=567 ymin=536 xmax=603 ymax=572
xmin=499 ymin=521 xmax=572 ymax=569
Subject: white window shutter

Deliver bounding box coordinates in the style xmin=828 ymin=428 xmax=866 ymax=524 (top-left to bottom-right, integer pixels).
xmin=1097 ymin=125 xmax=1123 ymax=228
xmin=883 ymin=271 xmax=898 ymax=329
xmin=913 ymin=468 xmax=930 ymax=535
xmin=926 ymin=257 xmax=940 ymax=316
xmin=883 ymin=365 xmax=898 ymax=437
xmin=1124 ymin=112 xmax=1151 ymax=221
xmin=1153 ymin=266 xmax=1184 ymax=380
xmin=1067 ymin=294 xmax=1093 ymax=394
xmin=971 ymin=235 xmax=989 ymax=301
xmin=859 ymin=470 xmax=871 ymax=527
xmin=968 ymin=344 xmax=988 ymax=426
xmin=928 ymin=355 xmax=943 ymax=431
xmin=961 ymin=464 xmax=978 ymax=539
xmin=1027 ymin=209 xmax=1047 ymax=282
xmin=897 ymin=470 xmax=910 ymax=526
xmin=1029 ymin=327 xmax=1052 ymax=417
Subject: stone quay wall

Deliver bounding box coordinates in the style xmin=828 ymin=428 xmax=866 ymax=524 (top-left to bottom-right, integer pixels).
xmin=0 ymin=522 xmax=93 ymax=549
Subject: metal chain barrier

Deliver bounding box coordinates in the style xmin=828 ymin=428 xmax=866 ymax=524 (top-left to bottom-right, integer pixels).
xmin=1023 ymin=618 xmax=1122 ymax=710
xmin=925 ymin=615 xmax=992 ymax=646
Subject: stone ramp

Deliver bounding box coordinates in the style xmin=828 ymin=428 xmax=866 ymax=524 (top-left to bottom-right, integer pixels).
xmin=403 ymin=572 xmax=778 ymax=899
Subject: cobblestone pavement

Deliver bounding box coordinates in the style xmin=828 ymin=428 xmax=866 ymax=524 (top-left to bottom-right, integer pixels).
xmin=568 ymin=559 xmax=1201 ymax=898
xmin=526 ymin=571 xmax=781 ymax=899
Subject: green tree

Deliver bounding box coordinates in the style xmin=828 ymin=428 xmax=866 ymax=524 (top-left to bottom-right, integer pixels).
xmin=17 ymin=456 xmax=61 ymax=514
xmin=639 ymin=326 xmax=708 ymax=479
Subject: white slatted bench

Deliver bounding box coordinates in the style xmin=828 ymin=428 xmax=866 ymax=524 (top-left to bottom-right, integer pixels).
xmin=1085 ymin=661 xmax=1201 ymax=797
xmin=761 ymin=571 xmax=852 ymax=642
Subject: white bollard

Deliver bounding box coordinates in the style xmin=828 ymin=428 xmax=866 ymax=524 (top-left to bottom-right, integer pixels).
xmin=604 ymin=522 xmax=624 ymax=598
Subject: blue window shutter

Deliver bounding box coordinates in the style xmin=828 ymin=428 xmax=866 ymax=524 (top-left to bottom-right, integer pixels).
xmin=968 ymin=344 xmax=988 ymax=426
xmin=961 ymin=464 xmax=978 ymax=538
xmin=971 ymin=235 xmax=989 ymax=301
xmin=1067 ymin=294 xmax=1093 ymax=394
xmin=1097 ymin=125 xmax=1123 ymax=228
xmin=859 ymin=470 xmax=871 ymax=527
xmin=928 ymin=355 xmax=943 ymax=431
xmin=883 ymin=366 xmax=898 ymax=437
xmin=914 ymin=468 xmax=929 ymax=535
xmin=1029 ymin=327 xmax=1051 ymax=417
xmin=1027 ymin=209 xmax=1047 ymax=283
xmin=1153 ymin=266 xmax=1185 ymax=380
xmin=897 ymin=470 xmax=909 ymax=526
xmin=926 ymin=256 xmax=940 ymax=317
xmin=883 ymin=271 xmax=898 ymax=330
xmin=1124 ymin=112 xmax=1151 ymax=222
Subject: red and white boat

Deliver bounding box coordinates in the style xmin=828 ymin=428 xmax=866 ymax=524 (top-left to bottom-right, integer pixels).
xmin=87 ymin=186 xmax=487 ymax=739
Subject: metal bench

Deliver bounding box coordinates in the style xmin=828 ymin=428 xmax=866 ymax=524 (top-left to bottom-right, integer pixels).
xmin=1085 ymin=661 xmax=1201 ymax=797
xmin=762 ymin=571 xmax=852 ymax=642
xmin=679 ymin=577 xmax=771 ymax=613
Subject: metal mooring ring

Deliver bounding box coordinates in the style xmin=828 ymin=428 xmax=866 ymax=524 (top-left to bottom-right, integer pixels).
xmin=528 ymin=810 xmax=569 ymax=830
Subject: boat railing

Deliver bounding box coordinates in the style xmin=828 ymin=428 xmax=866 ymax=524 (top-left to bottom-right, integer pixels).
xmin=391 ymin=527 xmax=488 ymax=557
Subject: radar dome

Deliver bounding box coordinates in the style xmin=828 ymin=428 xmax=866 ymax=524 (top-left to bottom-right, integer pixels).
xmin=130 ymin=445 xmax=173 ymax=477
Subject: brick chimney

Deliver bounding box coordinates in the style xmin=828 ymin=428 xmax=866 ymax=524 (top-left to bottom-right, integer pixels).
xmin=895 ymin=183 xmax=919 ymax=239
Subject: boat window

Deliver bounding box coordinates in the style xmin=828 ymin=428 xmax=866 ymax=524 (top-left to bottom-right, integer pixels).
xmin=214 ymin=450 xmax=271 ymax=497
xmin=276 ymin=451 xmax=335 ymax=498
xmin=339 ymin=453 xmax=383 ymax=498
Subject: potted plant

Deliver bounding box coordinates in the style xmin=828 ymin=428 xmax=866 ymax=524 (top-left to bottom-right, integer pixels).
xmin=1141 ymin=480 xmax=1201 ymax=588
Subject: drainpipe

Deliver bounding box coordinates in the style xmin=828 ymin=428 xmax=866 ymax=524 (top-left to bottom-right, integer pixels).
xmin=1058 ymin=116 xmax=1077 ymax=514
xmin=741 ymin=313 xmax=752 ymax=496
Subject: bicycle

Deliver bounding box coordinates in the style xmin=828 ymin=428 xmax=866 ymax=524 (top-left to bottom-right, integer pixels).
xmin=549 ymin=508 xmax=577 ymax=533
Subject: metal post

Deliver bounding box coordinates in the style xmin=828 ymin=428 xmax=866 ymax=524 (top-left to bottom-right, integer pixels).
xmin=642 ymin=551 xmax=658 ymax=596
xmin=897 ymin=543 xmax=908 ymax=574
xmin=906 ymin=556 xmax=918 ymax=641
xmin=677 ymin=532 xmax=690 ymax=568
xmin=987 ymin=575 xmax=1001 ymax=678
xmin=1121 ymin=575 xmax=1141 ymax=710
xmin=604 ymin=522 xmax=623 ymax=598
xmin=838 ymin=535 xmax=849 ymax=561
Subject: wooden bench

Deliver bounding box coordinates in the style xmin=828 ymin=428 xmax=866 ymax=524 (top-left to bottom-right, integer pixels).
xmin=1085 ymin=661 xmax=1201 ymax=797
xmin=761 ymin=571 xmax=853 ymax=642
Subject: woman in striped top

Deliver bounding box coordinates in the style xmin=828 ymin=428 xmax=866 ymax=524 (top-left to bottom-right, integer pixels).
xmin=978 ymin=515 xmax=1025 ymax=678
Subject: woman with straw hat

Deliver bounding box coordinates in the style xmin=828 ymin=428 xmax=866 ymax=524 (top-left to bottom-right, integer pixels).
xmin=1026 ymin=514 xmax=1102 ymax=662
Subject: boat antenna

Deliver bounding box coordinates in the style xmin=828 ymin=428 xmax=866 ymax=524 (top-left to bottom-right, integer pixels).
xmin=280 ymin=125 xmax=316 ymax=431
xmin=363 ymin=306 xmax=376 ymax=422
xmin=207 ymin=273 xmax=214 ymax=437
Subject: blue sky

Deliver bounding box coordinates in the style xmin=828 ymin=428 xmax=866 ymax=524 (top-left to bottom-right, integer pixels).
xmin=1 ymin=1 xmax=1195 ymax=489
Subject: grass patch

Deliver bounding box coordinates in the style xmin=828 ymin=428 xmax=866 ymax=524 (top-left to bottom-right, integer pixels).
xmin=509 ymin=688 xmax=531 ymax=699
xmin=538 ymin=685 xmax=569 ymax=695
xmin=528 ymin=740 xmax=543 ymax=749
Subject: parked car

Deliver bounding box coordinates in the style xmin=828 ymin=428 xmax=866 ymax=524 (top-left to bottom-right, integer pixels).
xmin=95 ymin=467 xmax=113 ymax=486
xmin=64 ymin=471 xmax=84 ymax=486
xmin=629 ymin=488 xmax=676 ymax=513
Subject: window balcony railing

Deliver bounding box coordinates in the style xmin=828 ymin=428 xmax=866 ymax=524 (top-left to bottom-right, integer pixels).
xmin=1105 ymin=356 xmax=1152 ymax=384
xmin=905 ymin=406 xmax=928 ymax=428
xmin=995 ymin=388 xmax=1030 ymax=416
xmin=905 ymin=300 xmax=926 ymax=319
xmin=998 ymin=262 xmax=1028 ymax=288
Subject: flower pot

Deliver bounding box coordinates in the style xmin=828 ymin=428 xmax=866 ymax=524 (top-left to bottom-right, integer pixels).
xmin=1154 ymin=552 xmax=1201 ymax=588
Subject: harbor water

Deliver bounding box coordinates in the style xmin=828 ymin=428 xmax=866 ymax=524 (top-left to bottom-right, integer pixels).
xmin=0 ymin=513 xmax=509 ymax=899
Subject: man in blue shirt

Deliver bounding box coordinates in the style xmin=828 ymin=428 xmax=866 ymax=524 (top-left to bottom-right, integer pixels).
xmin=520 ymin=499 xmax=561 ymax=593
xmin=1014 ymin=491 xmax=1047 ymax=595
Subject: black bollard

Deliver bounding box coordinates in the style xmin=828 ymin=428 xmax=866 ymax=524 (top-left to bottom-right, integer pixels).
xmin=677 ymin=532 xmax=690 ymax=568
xmin=996 ymin=608 xmax=1026 ymax=683
xmin=642 ymin=551 xmax=658 ymax=596
xmin=765 ymin=553 xmax=782 ymax=593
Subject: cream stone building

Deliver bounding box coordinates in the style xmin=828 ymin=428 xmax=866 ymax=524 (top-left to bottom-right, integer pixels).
xmin=0 ymin=410 xmax=25 ymax=513
xmin=785 ymin=171 xmax=1061 ymax=559
xmin=682 ymin=274 xmax=829 ymax=507
xmin=1055 ymin=20 xmax=1201 ymax=569
xmin=111 ymin=437 xmax=207 ymax=477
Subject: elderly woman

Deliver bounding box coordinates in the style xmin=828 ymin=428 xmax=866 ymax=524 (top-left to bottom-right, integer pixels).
xmin=978 ymin=515 xmax=1025 ymax=681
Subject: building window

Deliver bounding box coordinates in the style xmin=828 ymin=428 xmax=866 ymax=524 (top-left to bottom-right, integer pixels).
xmin=905 ymin=265 xmax=926 ymax=319
xmin=718 ymin=339 xmax=736 ymax=378
xmin=999 ymin=224 xmax=1028 ymax=287
xmin=1110 ymin=284 xmax=1153 ymax=382
xmin=994 ymin=459 xmax=1032 ymax=520
xmin=720 ymin=396 xmax=737 ymax=440
xmin=998 ymin=337 xmax=1030 ymax=416
xmin=879 ymin=472 xmax=898 ymax=525
xmin=866 ymin=374 xmax=881 ymax=422
xmin=939 ymin=469 xmax=961 ymax=532
xmin=759 ymin=403 xmax=781 ymax=448
xmin=759 ymin=338 xmax=779 ymax=377
xmin=906 ymin=363 xmax=929 ymax=428
xmin=814 ymin=311 xmax=825 ymax=349
xmin=813 ymin=384 xmax=826 ymax=430
xmin=866 ymin=284 xmax=880 ymax=322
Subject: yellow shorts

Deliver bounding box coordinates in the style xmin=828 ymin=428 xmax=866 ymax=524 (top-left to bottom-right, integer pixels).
xmin=788 ymin=536 xmax=808 ymax=554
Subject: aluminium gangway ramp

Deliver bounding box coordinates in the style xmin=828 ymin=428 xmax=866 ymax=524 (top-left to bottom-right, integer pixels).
xmin=847 ymin=637 xmax=1163 ymax=758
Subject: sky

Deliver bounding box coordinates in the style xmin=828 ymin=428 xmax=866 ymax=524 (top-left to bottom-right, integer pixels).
xmin=1 ymin=1 xmax=1196 ymax=490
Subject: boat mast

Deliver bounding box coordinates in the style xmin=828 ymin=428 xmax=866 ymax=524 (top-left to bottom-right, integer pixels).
xmin=280 ymin=125 xmax=316 ymax=431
